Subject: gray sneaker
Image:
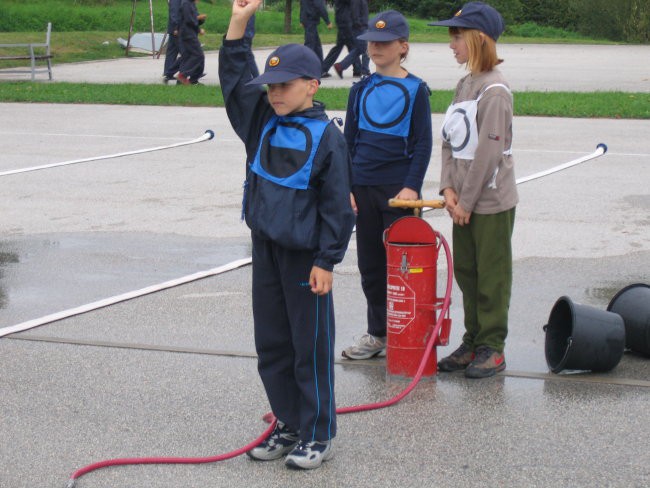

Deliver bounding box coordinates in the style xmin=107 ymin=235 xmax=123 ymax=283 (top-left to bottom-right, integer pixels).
xmin=341 ymin=334 xmax=386 ymax=360
xmin=247 ymin=421 xmax=299 ymax=461
xmin=285 ymin=440 xmax=333 ymax=469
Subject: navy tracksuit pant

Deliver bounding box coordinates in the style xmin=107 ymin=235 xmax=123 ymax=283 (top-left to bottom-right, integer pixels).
xmin=163 ymin=34 xmax=182 ymax=78
xmin=303 ymin=23 xmax=324 ymax=62
xmin=353 ymin=184 xmax=413 ymax=338
xmin=251 ymin=235 xmax=336 ymax=442
xmin=179 ymin=32 xmax=204 ymax=81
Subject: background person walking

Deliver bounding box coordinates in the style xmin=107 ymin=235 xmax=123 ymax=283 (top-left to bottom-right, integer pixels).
xmin=330 ymin=0 xmax=370 ymax=78
xmin=321 ymin=0 xmax=359 ymax=78
xmin=162 ymin=0 xmax=183 ymax=83
xmin=300 ymin=0 xmax=332 ymax=63
xmin=177 ymin=0 xmax=206 ymax=85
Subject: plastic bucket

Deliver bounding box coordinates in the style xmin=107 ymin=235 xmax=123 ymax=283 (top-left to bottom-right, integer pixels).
xmin=544 ymin=296 xmax=625 ymax=373
xmin=607 ymin=283 xmax=650 ymax=356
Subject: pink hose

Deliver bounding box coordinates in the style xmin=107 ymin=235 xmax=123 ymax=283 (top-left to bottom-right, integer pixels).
xmin=68 ymin=232 xmax=453 ymax=487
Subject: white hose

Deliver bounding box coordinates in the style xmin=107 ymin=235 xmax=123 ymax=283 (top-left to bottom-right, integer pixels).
xmin=515 ymin=143 xmax=608 ymax=185
xmin=0 ymin=130 xmax=214 ymax=177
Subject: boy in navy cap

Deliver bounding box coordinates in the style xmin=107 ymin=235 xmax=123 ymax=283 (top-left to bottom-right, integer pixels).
xmin=219 ymin=0 xmax=355 ymax=470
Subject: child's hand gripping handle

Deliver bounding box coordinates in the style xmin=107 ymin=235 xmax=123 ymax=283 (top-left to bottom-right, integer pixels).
xmin=388 ymin=198 xmax=446 ymax=209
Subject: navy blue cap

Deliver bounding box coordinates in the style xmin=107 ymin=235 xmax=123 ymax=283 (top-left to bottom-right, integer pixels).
xmin=246 ymin=43 xmax=321 ymax=85
xmin=428 ymin=2 xmax=505 ymax=41
xmin=357 ymin=10 xmax=409 ymax=42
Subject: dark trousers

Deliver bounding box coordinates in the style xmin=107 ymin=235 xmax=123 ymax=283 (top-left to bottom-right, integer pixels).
xmin=303 ymin=23 xmax=324 ymax=62
xmin=337 ymin=35 xmax=368 ymax=74
xmin=179 ymin=33 xmax=204 ymax=81
xmin=353 ymin=184 xmax=413 ymax=337
xmin=163 ymin=33 xmax=182 ymax=77
xmin=322 ymin=27 xmax=357 ymax=73
xmin=453 ymin=208 xmax=516 ymax=353
xmin=252 ymin=235 xmax=336 ymax=442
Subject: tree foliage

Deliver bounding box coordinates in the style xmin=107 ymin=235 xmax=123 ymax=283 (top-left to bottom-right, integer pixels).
xmin=364 ymin=0 xmax=648 ymax=42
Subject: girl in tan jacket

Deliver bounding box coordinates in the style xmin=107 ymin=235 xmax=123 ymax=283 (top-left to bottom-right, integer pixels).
xmin=430 ymin=2 xmax=518 ymax=378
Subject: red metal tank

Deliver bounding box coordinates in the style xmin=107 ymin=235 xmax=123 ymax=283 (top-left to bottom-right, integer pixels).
xmin=384 ymin=216 xmax=450 ymax=378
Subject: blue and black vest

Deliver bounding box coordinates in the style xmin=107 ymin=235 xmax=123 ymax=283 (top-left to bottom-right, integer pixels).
xmin=250 ymin=114 xmax=329 ymax=190
xmin=357 ymin=74 xmax=422 ymax=138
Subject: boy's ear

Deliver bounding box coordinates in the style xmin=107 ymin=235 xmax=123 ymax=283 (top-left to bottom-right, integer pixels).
xmin=308 ymin=79 xmax=320 ymax=96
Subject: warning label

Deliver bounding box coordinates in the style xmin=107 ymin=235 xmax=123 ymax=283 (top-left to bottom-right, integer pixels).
xmin=387 ymin=274 xmax=415 ymax=334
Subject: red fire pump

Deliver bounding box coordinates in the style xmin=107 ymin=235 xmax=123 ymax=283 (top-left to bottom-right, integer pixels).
xmin=384 ymin=216 xmax=451 ymax=378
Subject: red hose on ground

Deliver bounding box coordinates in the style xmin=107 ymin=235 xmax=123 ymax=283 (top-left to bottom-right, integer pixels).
xmin=67 ymin=232 xmax=453 ymax=488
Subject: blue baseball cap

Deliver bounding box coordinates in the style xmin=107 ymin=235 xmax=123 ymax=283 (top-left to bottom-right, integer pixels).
xmin=428 ymin=2 xmax=505 ymax=41
xmin=357 ymin=10 xmax=410 ymax=42
xmin=246 ymin=43 xmax=321 ymax=85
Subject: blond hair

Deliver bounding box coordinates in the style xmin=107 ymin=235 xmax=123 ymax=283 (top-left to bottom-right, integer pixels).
xmin=451 ymin=27 xmax=502 ymax=73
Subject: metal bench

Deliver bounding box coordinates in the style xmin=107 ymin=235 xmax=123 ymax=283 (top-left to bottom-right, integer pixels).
xmin=0 ymin=23 xmax=53 ymax=81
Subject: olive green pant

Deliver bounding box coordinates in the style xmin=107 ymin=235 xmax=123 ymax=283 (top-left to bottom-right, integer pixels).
xmin=452 ymin=208 xmax=516 ymax=354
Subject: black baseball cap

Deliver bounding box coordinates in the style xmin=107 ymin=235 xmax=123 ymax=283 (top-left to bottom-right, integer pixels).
xmin=357 ymin=10 xmax=410 ymax=42
xmin=246 ymin=43 xmax=321 ymax=85
xmin=428 ymin=2 xmax=505 ymax=41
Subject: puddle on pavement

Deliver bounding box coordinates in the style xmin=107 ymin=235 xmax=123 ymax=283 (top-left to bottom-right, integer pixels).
xmin=0 ymin=232 xmax=251 ymax=326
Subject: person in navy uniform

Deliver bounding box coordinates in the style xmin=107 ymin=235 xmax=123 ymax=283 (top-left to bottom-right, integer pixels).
xmin=177 ymin=0 xmax=206 ymax=85
xmin=341 ymin=10 xmax=433 ymax=360
xmin=162 ymin=0 xmax=183 ymax=83
xmin=219 ymin=0 xmax=355 ymax=470
xmin=327 ymin=0 xmax=370 ymax=78
xmin=299 ymin=0 xmax=332 ymax=62
xmin=321 ymin=0 xmax=358 ymax=78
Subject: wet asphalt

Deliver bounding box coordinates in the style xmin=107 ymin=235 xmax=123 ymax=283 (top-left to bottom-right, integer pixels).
xmin=1 ymin=43 xmax=649 ymax=488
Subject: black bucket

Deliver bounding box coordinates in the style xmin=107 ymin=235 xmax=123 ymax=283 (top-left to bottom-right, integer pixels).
xmin=607 ymin=283 xmax=650 ymax=356
xmin=544 ymin=296 xmax=625 ymax=373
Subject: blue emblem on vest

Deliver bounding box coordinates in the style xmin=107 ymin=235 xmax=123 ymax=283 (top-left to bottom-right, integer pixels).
xmin=358 ymin=75 xmax=421 ymax=138
xmin=250 ymin=115 xmax=328 ymax=190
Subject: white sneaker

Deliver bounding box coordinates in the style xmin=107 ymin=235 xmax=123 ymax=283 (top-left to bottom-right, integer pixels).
xmin=342 ymin=333 xmax=386 ymax=360
xmin=247 ymin=421 xmax=299 ymax=461
xmin=285 ymin=440 xmax=333 ymax=469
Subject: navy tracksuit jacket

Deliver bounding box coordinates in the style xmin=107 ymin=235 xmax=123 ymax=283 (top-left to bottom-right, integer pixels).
xmin=219 ymin=38 xmax=355 ymax=441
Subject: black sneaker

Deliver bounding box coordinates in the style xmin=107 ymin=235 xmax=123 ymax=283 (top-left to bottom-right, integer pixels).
xmin=465 ymin=346 xmax=506 ymax=379
xmin=285 ymin=439 xmax=333 ymax=469
xmin=437 ymin=343 xmax=474 ymax=372
xmin=247 ymin=421 xmax=299 ymax=461
xmin=162 ymin=75 xmax=175 ymax=84
xmin=321 ymin=72 xmax=332 ymax=78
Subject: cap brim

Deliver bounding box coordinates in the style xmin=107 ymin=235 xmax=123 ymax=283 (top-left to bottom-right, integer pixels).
xmin=428 ymin=18 xmax=475 ymax=29
xmin=357 ymin=31 xmax=403 ymax=41
xmin=245 ymin=70 xmax=308 ymax=86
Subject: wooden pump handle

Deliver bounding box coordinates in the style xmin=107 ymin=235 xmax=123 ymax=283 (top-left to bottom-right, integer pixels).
xmin=388 ymin=198 xmax=446 ymax=209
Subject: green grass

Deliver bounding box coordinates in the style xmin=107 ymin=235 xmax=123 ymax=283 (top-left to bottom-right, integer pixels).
xmin=0 ymin=82 xmax=647 ymax=119
xmin=1 ymin=0 xmax=639 ymax=118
